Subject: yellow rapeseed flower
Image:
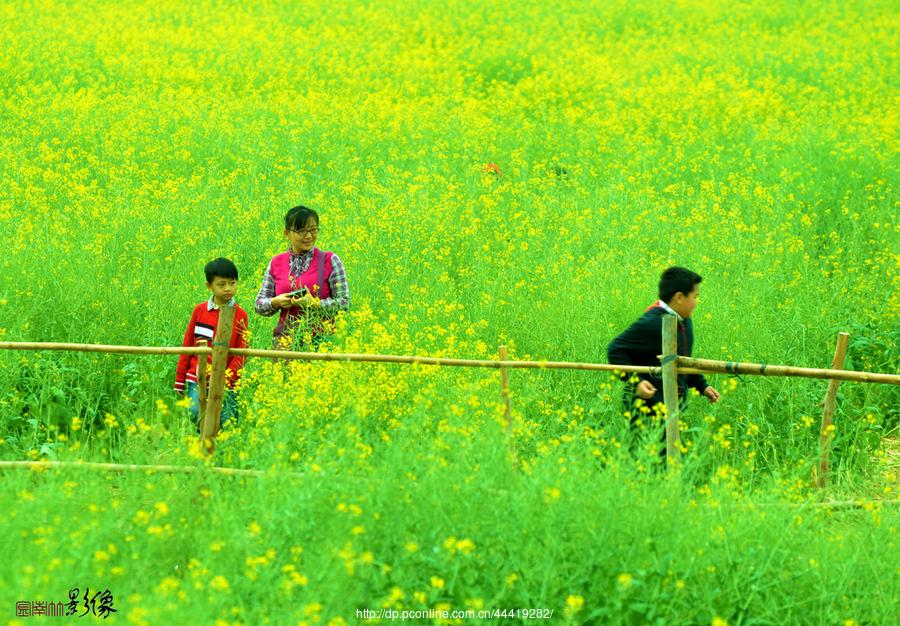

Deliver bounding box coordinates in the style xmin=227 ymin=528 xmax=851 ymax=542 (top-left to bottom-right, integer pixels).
xmin=210 ymin=576 xmax=230 ymax=591
xmin=456 ymin=538 xmax=476 ymax=554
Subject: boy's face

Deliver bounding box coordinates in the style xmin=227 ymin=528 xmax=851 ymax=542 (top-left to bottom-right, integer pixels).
xmin=670 ymin=284 xmax=700 ymax=319
xmin=284 ymin=217 xmax=319 ymax=254
xmin=207 ymin=276 xmax=237 ymax=305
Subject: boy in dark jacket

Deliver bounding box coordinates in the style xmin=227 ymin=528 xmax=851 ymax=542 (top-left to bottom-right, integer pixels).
xmin=607 ymin=266 xmax=720 ymax=420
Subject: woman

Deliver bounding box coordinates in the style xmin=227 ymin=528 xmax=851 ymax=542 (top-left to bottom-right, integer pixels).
xmin=255 ymin=205 xmax=350 ymax=348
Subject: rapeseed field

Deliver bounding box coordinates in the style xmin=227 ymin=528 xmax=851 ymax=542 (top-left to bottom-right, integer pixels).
xmin=0 ymin=1 xmax=897 ymax=624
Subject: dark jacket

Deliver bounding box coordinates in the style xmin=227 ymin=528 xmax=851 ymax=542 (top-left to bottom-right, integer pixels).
xmin=607 ymin=303 xmax=708 ymax=409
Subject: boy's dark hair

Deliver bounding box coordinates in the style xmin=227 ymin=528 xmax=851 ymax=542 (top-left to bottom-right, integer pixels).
xmin=659 ymin=266 xmax=702 ymax=303
xmin=205 ymin=258 xmax=239 ymax=283
xmin=285 ymin=205 xmax=319 ymax=231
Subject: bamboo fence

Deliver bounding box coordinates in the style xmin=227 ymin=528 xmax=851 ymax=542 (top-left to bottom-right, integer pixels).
xmin=0 ymin=311 xmax=898 ymax=488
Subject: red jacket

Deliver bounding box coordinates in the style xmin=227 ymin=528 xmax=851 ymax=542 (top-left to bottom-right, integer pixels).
xmin=174 ymin=301 xmax=249 ymax=392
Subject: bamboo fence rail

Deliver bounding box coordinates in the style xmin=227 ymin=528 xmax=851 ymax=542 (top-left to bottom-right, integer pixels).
xmin=676 ymin=356 xmax=899 ymax=385
xmin=2 ymin=342 xmax=896 ymax=384
xmin=0 ymin=341 xmax=681 ymax=374
xmin=0 ymin=342 xmax=211 ymax=356
xmin=0 ymin=460 xmax=271 ymax=478
xmin=0 ymin=461 xmax=896 ymax=511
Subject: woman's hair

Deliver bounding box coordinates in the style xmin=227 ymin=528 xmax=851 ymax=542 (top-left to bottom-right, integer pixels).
xmin=284 ymin=205 xmax=319 ymax=231
xmin=658 ymin=266 xmax=702 ymax=303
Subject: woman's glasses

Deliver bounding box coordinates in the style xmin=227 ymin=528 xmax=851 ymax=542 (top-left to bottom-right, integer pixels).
xmin=290 ymin=227 xmax=320 ymax=236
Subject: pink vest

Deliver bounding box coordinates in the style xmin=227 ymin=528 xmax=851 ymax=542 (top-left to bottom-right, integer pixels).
xmin=270 ymin=248 xmax=333 ymax=336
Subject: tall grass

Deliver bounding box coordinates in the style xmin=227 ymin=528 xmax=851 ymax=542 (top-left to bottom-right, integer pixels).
xmin=0 ymin=0 xmax=897 ymax=623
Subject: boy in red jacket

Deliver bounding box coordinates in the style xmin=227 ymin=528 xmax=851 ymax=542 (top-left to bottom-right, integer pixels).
xmin=174 ymin=258 xmax=249 ymax=427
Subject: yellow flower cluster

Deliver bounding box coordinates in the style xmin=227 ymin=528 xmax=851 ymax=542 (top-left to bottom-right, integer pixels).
xmin=0 ymin=1 xmax=896 ymax=624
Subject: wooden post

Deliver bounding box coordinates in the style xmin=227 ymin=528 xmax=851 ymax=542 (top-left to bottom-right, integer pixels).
xmin=196 ymin=340 xmax=208 ymax=420
xmin=816 ymin=332 xmax=850 ymax=488
xmin=200 ymin=305 xmax=235 ymax=454
xmin=499 ymin=345 xmax=517 ymax=469
xmin=661 ymin=315 xmax=681 ymax=462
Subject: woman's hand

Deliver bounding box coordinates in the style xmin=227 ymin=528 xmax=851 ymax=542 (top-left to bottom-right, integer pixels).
xmin=295 ymin=291 xmax=321 ymax=308
xmin=271 ymin=292 xmax=320 ymax=310
xmin=271 ymin=294 xmax=296 ymax=309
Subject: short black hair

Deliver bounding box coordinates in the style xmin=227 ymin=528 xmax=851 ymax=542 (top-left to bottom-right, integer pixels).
xmin=659 ymin=266 xmax=702 ymax=303
xmin=285 ymin=205 xmax=319 ymax=231
xmin=205 ymin=257 xmax=239 ymax=283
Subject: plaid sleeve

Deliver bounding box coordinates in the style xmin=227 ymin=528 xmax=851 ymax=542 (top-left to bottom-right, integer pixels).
xmin=255 ymin=260 xmax=277 ymax=316
xmin=320 ymin=253 xmax=350 ymax=311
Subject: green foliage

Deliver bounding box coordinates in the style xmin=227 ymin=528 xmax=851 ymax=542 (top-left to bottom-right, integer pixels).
xmin=0 ymin=0 xmax=897 ymax=623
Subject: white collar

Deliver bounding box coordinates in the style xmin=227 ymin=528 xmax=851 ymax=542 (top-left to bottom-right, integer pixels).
xmin=657 ymin=300 xmax=683 ymax=322
xmin=207 ymin=296 xmax=236 ymax=311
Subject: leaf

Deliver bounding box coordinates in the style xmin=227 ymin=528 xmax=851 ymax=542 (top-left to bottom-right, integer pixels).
xmin=43 ymin=402 xmax=74 ymax=430
xmin=39 ymin=443 xmax=58 ymax=460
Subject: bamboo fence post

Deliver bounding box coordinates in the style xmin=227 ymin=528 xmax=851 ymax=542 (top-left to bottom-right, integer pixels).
xmin=196 ymin=340 xmax=208 ymax=420
xmin=499 ymin=345 xmax=518 ymax=469
xmin=661 ymin=315 xmax=681 ymax=462
xmin=816 ymin=332 xmax=850 ymax=489
xmin=200 ymin=305 xmax=235 ymax=454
